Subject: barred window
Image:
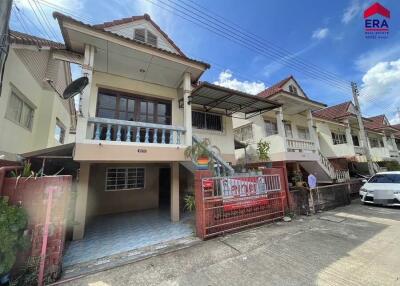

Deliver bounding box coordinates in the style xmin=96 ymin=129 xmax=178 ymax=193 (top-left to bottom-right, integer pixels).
xmin=331 ymin=132 xmax=347 ymax=145
xmin=369 ymin=137 xmax=383 ymax=148
xmin=192 ymin=111 xmax=222 ymax=131
xmin=288 ymin=84 xmax=298 ymax=95
xmin=265 ymin=120 xmax=277 ymax=136
xmin=234 ymin=125 xmax=253 ymax=141
xmin=134 ymin=29 xmax=146 ymax=42
xmin=105 ymin=167 xmax=145 ymax=191
xmin=147 ymin=31 xmax=157 ymax=47
xmin=297 ymin=127 xmax=310 ymax=140
xmin=54 ymin=119 xmax=66 ymax=144
xmin=6 ymin=91 xmax=34 ymax=130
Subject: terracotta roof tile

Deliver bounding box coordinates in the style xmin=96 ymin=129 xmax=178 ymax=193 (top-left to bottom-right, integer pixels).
xmin=257 ymin=75 xmax=292 ymax=98
xmin=9 ymin=30 xmax=64 ymax=49
xmin=93 ymin=14 xmax=186 ymax=57
xmin=364 ymin=115 xmax=387 ymax=130
xmin=312 ymin=101 xmax=353 ymax=120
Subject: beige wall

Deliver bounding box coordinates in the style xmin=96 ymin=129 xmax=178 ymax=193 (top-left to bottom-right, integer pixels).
xmin=0 ymin=48 xmax=72 ymax=160
xmin=87 ymin=163 xmax=161 ymax=217
xmin=316 ymin=120 xmax=356 ymax=158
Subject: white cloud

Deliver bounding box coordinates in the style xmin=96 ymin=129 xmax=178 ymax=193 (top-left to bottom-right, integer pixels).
xmin=359 ymin=58 xmax=400 ymax=120
xmin=213 ymin=70 xmax=266 ymax=95
xmin=342 ymin=0 xmax=361 ymax=24
xmin=312 ymin=28 xmax=329 ymax=40
xmin=355 ymin=44 xmax=400 ymax=71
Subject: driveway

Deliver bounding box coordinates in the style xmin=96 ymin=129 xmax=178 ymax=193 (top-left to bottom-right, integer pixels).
xmin=58 ymin=202 xmax=400 ymax=286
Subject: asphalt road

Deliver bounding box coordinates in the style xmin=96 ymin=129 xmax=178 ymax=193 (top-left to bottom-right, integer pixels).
xmin=59 ymin=202 xmax=400 ymax=286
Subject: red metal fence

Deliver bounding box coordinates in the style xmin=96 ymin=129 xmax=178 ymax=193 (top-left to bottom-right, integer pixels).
xmin=195 ymin=169 xmax=286 ymax=239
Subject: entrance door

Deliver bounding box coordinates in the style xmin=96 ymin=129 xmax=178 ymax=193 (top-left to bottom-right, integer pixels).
xmin=159 ymin=168 xmax=171 ymax=208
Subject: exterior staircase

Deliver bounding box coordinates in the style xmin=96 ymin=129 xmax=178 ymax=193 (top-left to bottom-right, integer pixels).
xmin=181 ymin=135 xmax=234 ymax=176
xmin=300 ymin=151 xmax=350 ymax=183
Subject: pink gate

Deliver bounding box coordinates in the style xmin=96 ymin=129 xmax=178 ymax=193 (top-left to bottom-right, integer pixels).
xmin=195 ymin=169 xmax=286 ymax=239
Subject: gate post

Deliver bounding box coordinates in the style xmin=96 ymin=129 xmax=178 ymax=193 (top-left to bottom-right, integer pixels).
xmin=194 ymin=170 xmax=212 ymax=239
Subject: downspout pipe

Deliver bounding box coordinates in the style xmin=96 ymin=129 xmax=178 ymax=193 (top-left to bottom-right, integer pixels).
xmin=0 ymin=166 xmax=22 ymax=196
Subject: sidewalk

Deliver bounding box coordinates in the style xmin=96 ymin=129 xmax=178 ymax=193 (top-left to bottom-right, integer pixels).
xmin=58 ymin=202 xmax=400 ymax=286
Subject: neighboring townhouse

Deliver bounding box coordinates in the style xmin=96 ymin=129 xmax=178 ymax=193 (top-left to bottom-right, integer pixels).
xmin=232 ymin=76 xmax=350 ymax=184
xmin=363 ymin=115 xmax=400 ymax=161
xmin=41 ymin=12 xmax=280 ymax=242
xmin=0 ymin=31 xmax=75 ymax=162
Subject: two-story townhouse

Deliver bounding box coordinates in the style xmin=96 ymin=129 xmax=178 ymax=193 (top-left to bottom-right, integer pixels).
xmin=46 ymin=12 xmax=279 ymax=254
xmin=364 ymin=115 xmax=400 ymax=161
xmin=0 ymin=31 xmax=75 ymax=163
xmin=232 ymin=76 xmax=352 ymax=184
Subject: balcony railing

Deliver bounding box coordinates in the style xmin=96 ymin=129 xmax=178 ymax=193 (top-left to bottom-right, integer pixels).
xmin=286 ymin=138 xmax=315 ymax=152
xmin=389 ymin=150 xmax=399 ymax=157
xmin=354 ymin=146 xmax=364 ymax=154
xmin=87 ymin=117 xmax=186 ymax=145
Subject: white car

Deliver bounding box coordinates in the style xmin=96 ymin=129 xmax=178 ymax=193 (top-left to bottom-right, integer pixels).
xmin=360 ymin=171 xmax=400 ymax=206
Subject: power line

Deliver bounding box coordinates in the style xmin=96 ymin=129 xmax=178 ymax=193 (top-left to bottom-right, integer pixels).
xmin=32 ymin=0 xmax=62 ymax=41
xmin=26 ymin=0 xmax=52 ymax=39
xmin=144 ymin=0 xmax=352 ymax=94
xmin=12 ymin=5 xmax=31 ymax=34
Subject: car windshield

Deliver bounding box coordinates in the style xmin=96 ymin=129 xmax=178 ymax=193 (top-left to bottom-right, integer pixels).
xmin=368 ymin=174 xmax=400 ymax=184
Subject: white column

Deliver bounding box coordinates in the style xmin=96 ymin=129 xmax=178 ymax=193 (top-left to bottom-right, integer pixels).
xmin=73 ymin=162 xmax=90 ymax=240
xmin=343 ymin=119 xmax=354 ymax=147
xmin=390 ymin=134 xmax=399 ymax=152
xmin=183 ymin=72 xmax=192 ymax=146
xmin=275 ymin=107 xmax=286 ymax=149
xmin=76 ymin=44 xmax=95 ymax=143
xmin=306 ymin=110 xmax=319 ymax=150
xmin=170 ymin=162 xmax=180 ymax=222
xmin=382 ymin=134 xmax=389 ymax=149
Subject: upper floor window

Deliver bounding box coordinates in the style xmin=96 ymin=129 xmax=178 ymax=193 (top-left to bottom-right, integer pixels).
xmin=54 ymin=119 xmax=66 ymax=144
xmin=369 ymin=137 xmax=383 ymax=148
xmin=134 ymin=29 xmax=158 ymax=47
xmin=96 ymin=90 xmax=171 ymax=125
xmin=332 ymin=132 xmax=347 ymax=145
xmin=297 ymin=127 xmax=310 ymax=140
xmin=5 ymin=90 xmax=34 ymax=130
xmin=284 ymin=123 xmax=293 ymax=138
xmin=234 ymin=124 xmax=253 ymax=142
xmin=265 ymin=120 xmax=278 ymax=136
xmin=192 ymin=111 xmax=222 ymax=131
xmin=352 ymin=135 xmax=359 ymax=146
xmin=288 ymin=84 xmax=298 ymax=95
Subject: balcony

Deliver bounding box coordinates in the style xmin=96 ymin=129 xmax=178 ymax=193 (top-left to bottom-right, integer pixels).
xmin=354 ymin=146 xmax=365 ymax=155
xmin=389 ymin=149 xmax=399 ymax=157
xmin=87 ymin=117 xmax=186 ymax=145
xmin=286 ymin=138 xmax=315 ymax=152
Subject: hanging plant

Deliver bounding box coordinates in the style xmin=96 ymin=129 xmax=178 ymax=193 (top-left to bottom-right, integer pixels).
xmin=257 ymin=140 xmax=270 ymax=162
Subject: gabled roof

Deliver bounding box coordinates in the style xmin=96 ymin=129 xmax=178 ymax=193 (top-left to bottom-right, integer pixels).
xmin=93 ymin=14 xmax=186 ymax=57
xmin=312 ymin=101 xmax=354 ymax=121
xmin=363 ymin=115 xmax=397 ymax=132
xmin=257 ymin=75 xmax=309 ymax=99
xmin=9 ymin=30 xmax=65 ymax=49
xmin=53 ymin=12 xmax=210 ymax=69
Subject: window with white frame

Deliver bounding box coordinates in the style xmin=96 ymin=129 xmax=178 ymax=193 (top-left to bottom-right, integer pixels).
xmin=297 ymin=127 xmax=310 ymax=140
xmin=369 ymin=137 xmax=383 ymax=148
xmin=284 ymin=123 xmax=293 ymax=138
xmin=331 ymin=132 xmax=347 ymax=145
xmin=54 ymin=119 xmax=66 ymax=144
xmin=5 ymin=90 xmax=34 ymax=130
xmin=134 ymin=29 xmax=158 ymax=47
xmin=233 ymin=124 xmax=253 ymax=142
xmin=265 ymin=120 xmax=278 ymax=136
xmin=192 ymin=111 xmax=222 ymax=131
xmin=105 ymin=167 xmax=145 ymax=191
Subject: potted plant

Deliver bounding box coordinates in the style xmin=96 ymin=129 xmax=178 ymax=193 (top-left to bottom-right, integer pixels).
xmin=257 ymin=140 xmax=271 ymax=167
xmin=292 ymin=170 xmax=305 ymax=187
xmin=0 ymin=197 xmax=28 ymax=284
xmin=183 ymin=194 xmax=195 ymax=212
xmin=184 ymin=138 xmax=212 ymax=171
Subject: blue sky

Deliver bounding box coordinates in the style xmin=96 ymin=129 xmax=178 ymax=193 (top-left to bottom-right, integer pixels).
xmin=11 ymin=0 xmax=400 ymax=122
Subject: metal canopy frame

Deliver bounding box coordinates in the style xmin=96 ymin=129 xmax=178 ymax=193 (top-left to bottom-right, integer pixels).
xmin=190 ymin=82 xmax=281 ymax=119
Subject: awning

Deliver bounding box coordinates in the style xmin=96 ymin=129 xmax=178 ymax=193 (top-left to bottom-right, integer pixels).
xmin=22 ymin=143 xmax=75 ymax=159
xmin=191 ymin=82 xmax=281 ymax=118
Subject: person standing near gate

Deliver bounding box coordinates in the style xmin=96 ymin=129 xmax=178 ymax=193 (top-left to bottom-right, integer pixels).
xmin=308 ymin=173 xmax=317 ymax=214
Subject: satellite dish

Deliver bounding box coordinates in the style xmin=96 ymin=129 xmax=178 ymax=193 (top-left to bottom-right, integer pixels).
xmin=62 ymin=76 xmax=89 ymax=100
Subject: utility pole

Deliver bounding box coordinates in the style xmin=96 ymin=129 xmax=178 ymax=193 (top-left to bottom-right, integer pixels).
xmin=351 ymin=82 xmax=375 ymax=176
xmin=0 ymin=0 xmax=13 ymax=95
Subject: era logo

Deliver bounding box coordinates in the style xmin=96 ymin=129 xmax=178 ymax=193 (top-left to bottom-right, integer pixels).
xmin=364 ymin=2 xmax=390 ymax=39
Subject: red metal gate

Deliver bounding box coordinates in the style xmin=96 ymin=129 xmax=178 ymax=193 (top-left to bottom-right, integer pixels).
xmin=195 ymin=170 xmax=286 ymax=239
